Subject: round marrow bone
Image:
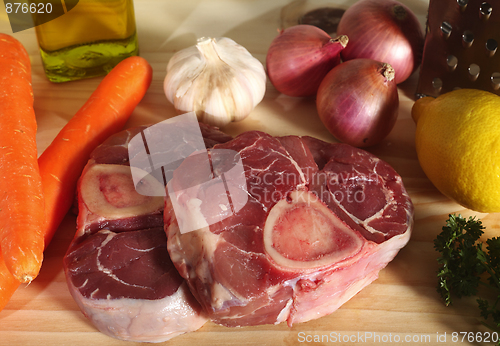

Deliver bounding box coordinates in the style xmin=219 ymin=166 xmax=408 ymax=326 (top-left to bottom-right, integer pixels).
xmin=79 ymin=163 xmax=164 ymax=219
xmin=264 ymin=190 xmax=364 ymax=269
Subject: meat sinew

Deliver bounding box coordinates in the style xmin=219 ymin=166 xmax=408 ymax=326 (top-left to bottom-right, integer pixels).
xmin=165 ymin=130 xmax=414 ymax=327
xmin=64 ymin=124 xmax=232 ymax=343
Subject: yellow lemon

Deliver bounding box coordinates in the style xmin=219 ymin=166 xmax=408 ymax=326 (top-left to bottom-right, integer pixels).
xmin=412 ymin=89 xmax=500 ymax=213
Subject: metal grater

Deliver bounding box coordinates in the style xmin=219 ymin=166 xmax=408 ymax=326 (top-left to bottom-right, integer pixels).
xmin=416 ymin=0 xmax=500 ymax=98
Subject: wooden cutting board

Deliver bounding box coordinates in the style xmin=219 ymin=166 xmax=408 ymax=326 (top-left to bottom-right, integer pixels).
xmin=1 ymin=0 xmax=498 ymax=345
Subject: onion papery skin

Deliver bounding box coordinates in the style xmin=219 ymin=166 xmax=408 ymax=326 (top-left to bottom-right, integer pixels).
xmin=336 ymin=0 xmax=424 ymax=84
xmin=266 ymin=25 xmax=348 ymax=97
xmin=316 ymin=59 xmax=399 ymax=148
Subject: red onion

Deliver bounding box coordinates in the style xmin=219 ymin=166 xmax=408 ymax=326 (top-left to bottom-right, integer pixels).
xmin=336 ymin=0 xmax=424 ymax=84
xmin=316 ymin=59 xmax=399 ymax=147
xmin=266 ymin=25 xmax=348 ymax=97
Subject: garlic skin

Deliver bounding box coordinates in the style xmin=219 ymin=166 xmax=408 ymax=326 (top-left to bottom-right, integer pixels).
xmin=164 ymin=37 xmax=266 ymax=127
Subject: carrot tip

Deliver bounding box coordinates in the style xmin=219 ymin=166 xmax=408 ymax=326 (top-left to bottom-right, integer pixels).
xmin=18 ymin=274 xmax=34 ymax=284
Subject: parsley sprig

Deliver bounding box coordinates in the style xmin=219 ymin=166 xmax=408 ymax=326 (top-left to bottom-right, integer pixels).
xmin=434 ymin=214 xmax=500 ymax=334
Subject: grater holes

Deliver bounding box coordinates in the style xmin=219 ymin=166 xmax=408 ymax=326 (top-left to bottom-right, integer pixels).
xmin=432 ymin=78 xmax=443 ymax=92
xmin=457 ymin=0 xmax=468 ymax=11
xmin=440 ymin=22 xmax=452 ymax=38
xmin=447 ymin=55 xmax=458 ymax=71
xmin=417 ymin=0 xmax=500 ymax=98
xmin=486 ymin=39 xmax=497 ymax=56
xmin=491 ymin=72 xmax=500 ymax=90
xmin=462 ymin=30 xmax=474 ymax=48
xmin=480 ymin=2 xmax=492 ymax=20
xmin=468 ymin=63 xmax=480 ymax=81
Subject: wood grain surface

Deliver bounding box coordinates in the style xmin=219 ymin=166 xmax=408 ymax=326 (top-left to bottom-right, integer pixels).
xmin=1 ymin=0 xmax=498 ymax=345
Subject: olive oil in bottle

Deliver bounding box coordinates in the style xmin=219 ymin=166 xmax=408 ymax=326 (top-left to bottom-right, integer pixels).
xmin=34 ymin=0 xmax=139 ymax=82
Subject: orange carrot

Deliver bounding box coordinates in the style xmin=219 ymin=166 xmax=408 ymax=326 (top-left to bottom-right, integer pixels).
xmin=38 ymin=55 xmax=153 ymax=247
xmin=0 ymin=54 xmax=153 ymax=311
xmin=0 ymin=34 xmax=45 ymax=284
xmin=0 ymin=250 xmax=19 ymax=311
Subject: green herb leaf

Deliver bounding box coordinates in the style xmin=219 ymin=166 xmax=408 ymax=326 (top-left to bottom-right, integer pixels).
xmin=435 ymin=214 xmax=500 ymax=340
xmin=434 ymin=214 xmax=485 ymax=305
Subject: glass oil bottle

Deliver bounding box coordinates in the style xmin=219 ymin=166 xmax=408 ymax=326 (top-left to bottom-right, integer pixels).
xmin=33 ymin=0 xmax=139 ymax=82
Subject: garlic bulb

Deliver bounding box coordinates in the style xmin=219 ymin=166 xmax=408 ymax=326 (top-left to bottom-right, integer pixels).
xmin=164 ymin=37 xmax=266 ymax=127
